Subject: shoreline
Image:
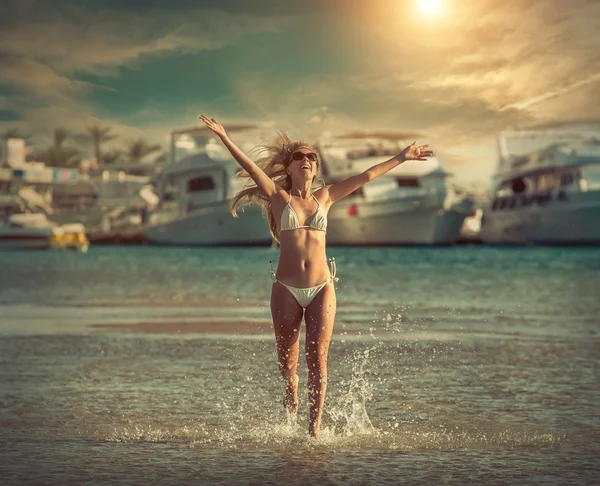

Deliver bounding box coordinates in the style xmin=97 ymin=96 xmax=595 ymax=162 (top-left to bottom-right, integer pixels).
xmin=90 ymin=318 xmax=274 ymax=334
xmin=0 ymin=316 xmax=591 ymax=343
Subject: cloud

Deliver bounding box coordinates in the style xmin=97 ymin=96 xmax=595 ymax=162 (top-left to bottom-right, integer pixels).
xmin=287 ymin=0 xmax=600 ymax=180
xmin=0 ymin=1 xmax=296 ymax=76
xmin=0 ymin=56 xmax=99 ymax=103
xmin=0 ymin=0 xmax=298 ymax=150
xmin=227 ymin=0 xmax=599 ymax=133
xmin=501 ymin=73 xmax=600 ymax=111
xmin=1 ymin=0 xmax=599 ymax=185
xmin=404 ymin=0 xmax=600 ymax=115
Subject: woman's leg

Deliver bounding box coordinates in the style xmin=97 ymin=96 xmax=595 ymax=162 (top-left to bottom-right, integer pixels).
xmin=270 ymin=282 xmax=304 ymax=413
xmin=304 ymin=282 xmax=337 ymax=439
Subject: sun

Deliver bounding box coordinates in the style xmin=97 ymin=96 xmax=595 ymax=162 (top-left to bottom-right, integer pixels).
xmin=416 ymin=0 xmax=445 ymax=16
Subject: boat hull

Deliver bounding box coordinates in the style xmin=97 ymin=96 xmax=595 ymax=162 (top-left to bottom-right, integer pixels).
xmin=0 ymin=231 xmax=51 ymax=250
xmin=480 ymin=190 xmax=600 ymax=244
xmin=326 ymin=197 xmax=470 ymax=245
xmin=143 ymin=202 xmax=272 ymax=246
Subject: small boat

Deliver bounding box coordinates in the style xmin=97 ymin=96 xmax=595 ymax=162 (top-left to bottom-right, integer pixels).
xmin=0 ymin=213 xmax=89 ymax=251
xmin=458 ymin=208 xmax=484 ymax=244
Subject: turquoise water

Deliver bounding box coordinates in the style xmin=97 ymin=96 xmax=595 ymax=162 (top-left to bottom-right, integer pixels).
xmin=0 ymin=246 xmax=599 ymax=484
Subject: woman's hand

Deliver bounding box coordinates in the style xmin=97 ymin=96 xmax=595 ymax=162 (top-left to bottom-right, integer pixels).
xmin=199 ymin=115 xmax=228 ymax=140
xmin=401 ymin=141 xmax=434 ymax=161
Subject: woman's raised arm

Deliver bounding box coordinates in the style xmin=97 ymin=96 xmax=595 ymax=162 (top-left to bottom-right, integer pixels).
xmin=325 ymin=141 xmax=434 ymax=204
xmin=200 ymin=115 xmax=277 ymax=198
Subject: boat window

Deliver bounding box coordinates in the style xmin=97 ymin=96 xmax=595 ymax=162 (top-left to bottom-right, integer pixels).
xmin=496 ymin=182 xmax=513 ymax=197
xmin=187 ymin=176 xmax=215 ymax=193
xmin=511 ymin=178 xmax=527 ymax=193
xmin=163 ymin=176 xmax=177 ymax=202
xmin=560 ymin=170 xmax=578 ymax=187
xmin=396 ymin=178 xmax=420 ymax=188
xmin=537 ymin=172 xmax=560 ymax=191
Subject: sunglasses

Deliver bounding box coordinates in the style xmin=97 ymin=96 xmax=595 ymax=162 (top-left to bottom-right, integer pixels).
xmin=290 ymin=151 xmax=318 ymax=162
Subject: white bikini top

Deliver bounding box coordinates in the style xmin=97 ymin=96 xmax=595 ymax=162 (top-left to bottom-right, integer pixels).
xmin=280 ymin=193 xmax=327 ymax=233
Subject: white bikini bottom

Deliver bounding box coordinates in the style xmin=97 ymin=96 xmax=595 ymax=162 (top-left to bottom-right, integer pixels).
xmin=270 ymin=258 xmax=338 ymax=309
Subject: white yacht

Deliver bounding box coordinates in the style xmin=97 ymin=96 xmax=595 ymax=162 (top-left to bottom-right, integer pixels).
xmin=0 ymin=214 xmax=57 ymax=250
xmin=142 ymin=127 xmax=272 ymax=246
xmin=480 ymin=125 xmax=600 ymax=244
xmin=316 ymin=135 xmax=473 ymax=245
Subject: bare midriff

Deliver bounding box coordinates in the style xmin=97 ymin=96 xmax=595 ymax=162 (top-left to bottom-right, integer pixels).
xmin=276 ymin=229 xmax=329 ymax=288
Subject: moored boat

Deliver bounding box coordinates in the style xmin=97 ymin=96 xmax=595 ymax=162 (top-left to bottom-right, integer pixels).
xmin=142 ymin=126 xmax=272 ymax=246
xmin=480 ymin=125 xmax=600 ymax=245
xmin=316 ymin=134 xmax=474 ymax=245
xmin=0 ymin=213 xmax=89 ymax=251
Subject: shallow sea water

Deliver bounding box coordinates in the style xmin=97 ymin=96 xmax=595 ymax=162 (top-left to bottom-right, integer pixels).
xmin=0 ymin=246 xmax=599 ymax=484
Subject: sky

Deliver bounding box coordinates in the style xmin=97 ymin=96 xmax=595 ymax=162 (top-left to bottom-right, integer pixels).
xmin=1 ymin=0 xmax=599 ymax=185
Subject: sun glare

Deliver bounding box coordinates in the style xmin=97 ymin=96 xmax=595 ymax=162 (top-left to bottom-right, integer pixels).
xmin=416 ymin=0 xmax=444 ymax=16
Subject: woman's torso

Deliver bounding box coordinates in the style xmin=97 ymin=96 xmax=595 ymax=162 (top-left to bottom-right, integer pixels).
xmin=272 ymin=188 xmax=330 ymax=287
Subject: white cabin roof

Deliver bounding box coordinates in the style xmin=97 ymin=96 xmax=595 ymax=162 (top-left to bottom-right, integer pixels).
xmin=316 ymin=136 xmax=446 ymax=179
xmin=496 ymin=140 xmax=600 ymax=181
xmin=8 ymin=213 xmax=55 ymax=228
xmin=162 ymin=151 xmax=239 ymax=177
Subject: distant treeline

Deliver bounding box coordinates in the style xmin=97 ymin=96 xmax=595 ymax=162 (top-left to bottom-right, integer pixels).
xmin=2 ymin=125 xmax=164 ymax=168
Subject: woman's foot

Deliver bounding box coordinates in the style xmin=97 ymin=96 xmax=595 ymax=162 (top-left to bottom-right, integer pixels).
xmin=308 ymin=423 xmax=321 ymax=439
xmin=282 ymin=374 xmax=299 ymax=414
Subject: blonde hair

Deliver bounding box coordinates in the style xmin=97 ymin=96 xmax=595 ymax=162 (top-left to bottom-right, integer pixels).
xmin=231 ymin=132 xmax=323 ymax=242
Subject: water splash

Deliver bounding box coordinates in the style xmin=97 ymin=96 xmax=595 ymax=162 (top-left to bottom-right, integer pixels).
xmin=328 ymin=347 xmax=377 ymax=438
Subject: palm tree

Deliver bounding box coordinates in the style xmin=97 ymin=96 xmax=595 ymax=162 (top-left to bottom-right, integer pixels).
xmin=36 ymin=128 xmax=81 ymax=168
xmin=76 ymin=123 xmax=117 ymax=164
xmin=102 ymin=150 xmax=125 ymax=165
xmin=125 ymin=137 xmax=162 ymax=164
xmin=2 ymin=128 xmax=31 ymax=141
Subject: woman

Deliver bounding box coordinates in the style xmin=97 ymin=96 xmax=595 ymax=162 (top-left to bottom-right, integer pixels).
xmin=200 ymin=115 xmax=433 ymax=439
